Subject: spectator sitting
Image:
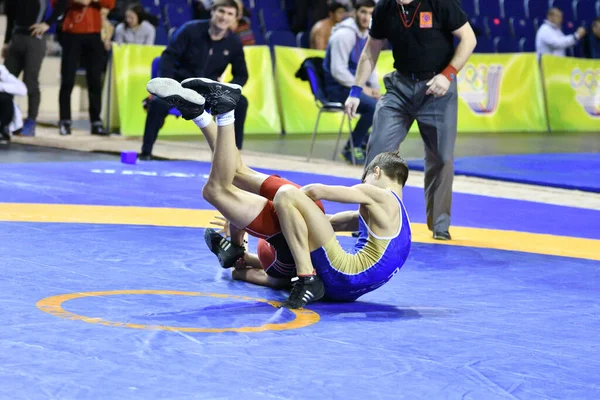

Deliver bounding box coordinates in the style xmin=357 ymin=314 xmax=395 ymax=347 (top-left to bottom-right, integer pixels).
xmin=535 ymin=7 xmax=586 ymax=58
xmin=322 ymin=0 xmax=379 ymax=164
xmin=309 ymin=1 xmax=346 ymax=50
xmin=584 ymin=17 xmax=600 ymax=58
xmin=231 ymin=0 xmax=255 ymax=46
xmin=114 ymin=3 xmax=156 ymax=45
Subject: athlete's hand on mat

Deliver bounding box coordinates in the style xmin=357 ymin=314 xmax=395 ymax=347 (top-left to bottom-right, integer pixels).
xmin=233 ymin=257 xmax=247 ymax=269
xmin=209 ymin=215 xmax=230 ymax=238
xmin=30 ymin=23 xmax=49 ymax=37
xmin=426 ymin=74 xmax=451 ymax=97
xmin=344 ymin=96 xmax=361 ymax=119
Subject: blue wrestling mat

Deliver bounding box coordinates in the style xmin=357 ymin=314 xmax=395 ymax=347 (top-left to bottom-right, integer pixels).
xmin=407 ymin=153 xmax=600 ymax=193
xmin=1 ymin=160 xmax=599 ymax=399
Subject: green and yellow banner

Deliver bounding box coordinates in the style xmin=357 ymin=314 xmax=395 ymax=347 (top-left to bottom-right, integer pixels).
xmin=455 ymin=53 xmax=547 ymax=132
xmin=111 ymin=44 xmax=280 ymax=136
xmin=110 ymin=44 xmax=597 ymax=137
xmin=542 ymin=55 xmax=600 ymax=132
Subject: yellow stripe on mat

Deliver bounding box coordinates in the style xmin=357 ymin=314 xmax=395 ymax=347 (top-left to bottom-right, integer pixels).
xmin=1 ymin=203 xmax=598 ymax=261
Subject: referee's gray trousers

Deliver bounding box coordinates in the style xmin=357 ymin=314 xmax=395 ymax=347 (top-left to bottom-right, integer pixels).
xmin=366 ymin=71 xmax=458 ymax=233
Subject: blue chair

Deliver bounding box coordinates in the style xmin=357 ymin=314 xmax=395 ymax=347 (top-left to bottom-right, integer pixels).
xmin=296 ymin=31 xmax=310 ymax=48
xmin=475 ymin=36 xmax=495 ymax=52
xmin=574 ymin=0 xmax=597 ymax=20
xmin=164 ymin=3 xmax=193 ymax=31
xmin=150 ymin=57 xmax=181 ymax=117
xmin=142 ymin=2 xmax=162 ymax=22
xmin=462 ymin=0 xmax=478 ymax=16
xmin=511 ymin=18 xmax=536 ymax=38
xmin=469 ymin=16 xmax=487 ymax=36
xmin=259 ymin=7 xmax=291 ymax=31
xmin=502 ymin=0 xmax=526 ymax=18
xmin=266 ymin=30 xmax=296 ymax=47
xmin=258 ymin=0 xmax=283 ymax=10
xmin=252 ymin=28 xmax=266 ymax=45
xmin=487 ymin=17 xmax=512 ymax=36
xmin=519 ymin=36 xmax=536 ymax=51
xmin=154 ymin=24 xmax=169 ymax=45
xmin=526 ymin=0 xmax=548 ymax=20
xmin=495 ymin=36 xmax=520 ymax=52
xmin=300 ymin=58 xmax=356 ymax=165
xmin=479 ymin=0 xmax=502 ymax=16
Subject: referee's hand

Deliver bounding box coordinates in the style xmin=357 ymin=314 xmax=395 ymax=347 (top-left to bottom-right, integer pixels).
xmin=345 ymin=96 xmax=361 ymax=119
xmin=426 ymin=74 xmax=451 ymax=97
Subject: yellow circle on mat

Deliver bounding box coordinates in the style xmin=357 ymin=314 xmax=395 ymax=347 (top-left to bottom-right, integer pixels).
xmin=36 ymin=290 xmax=320 ymax=333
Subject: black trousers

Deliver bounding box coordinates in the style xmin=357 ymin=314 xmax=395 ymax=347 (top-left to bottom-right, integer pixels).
xmin=0 ymin=93 xmax=15 ymax=132
xmin=141 ymin=94 xmax=248 ymax=155
xmin=59 ymin=32 xmax=105 ymax=122
xmin=4 ymin=33 xmax=46 ymax=120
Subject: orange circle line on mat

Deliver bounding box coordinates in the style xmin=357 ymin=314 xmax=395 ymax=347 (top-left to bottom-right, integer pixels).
xmin=36 ymin=290 xmax=320 ymax=333
xmin=1 ymin=203 xmax=598 ymax=261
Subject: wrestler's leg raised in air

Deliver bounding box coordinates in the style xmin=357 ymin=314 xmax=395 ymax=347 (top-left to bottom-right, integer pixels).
xmin=146 ymin=78 xmax=268 ymax=267
xmin=181 ymin=78 xmax=269 ymax=195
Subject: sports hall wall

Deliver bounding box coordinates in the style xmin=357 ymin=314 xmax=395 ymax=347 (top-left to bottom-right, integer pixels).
xmin=108 ymin=44 xmax=599 ymax=136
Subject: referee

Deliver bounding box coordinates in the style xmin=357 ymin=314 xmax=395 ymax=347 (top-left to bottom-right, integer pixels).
xmin=345 ymin=0 xmax=476 ymax=240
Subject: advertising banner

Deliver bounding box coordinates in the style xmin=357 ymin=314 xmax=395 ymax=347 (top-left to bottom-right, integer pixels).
xmin=542 ymin=55 xmax=599 ymax=132
xmin=112 ymin=44 xmax=280 ymax=136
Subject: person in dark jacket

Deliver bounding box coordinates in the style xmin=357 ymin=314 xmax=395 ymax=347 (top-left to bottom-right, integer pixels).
xmin=2 ymin=0 xmax=68 ymax=136
xmin=140 ymin=0 xmax=248 ymax=159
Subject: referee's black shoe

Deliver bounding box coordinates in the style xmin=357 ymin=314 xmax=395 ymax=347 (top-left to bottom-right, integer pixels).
xmin=181 ymin=77 xmax=241 ymax=115
xmin=146 ymin=78 xmax=206 ymax=120
xmin=280 ymin=275 xmax=325 ymax=309
xmin=433 ymin=230 xmax=452 ymax=240
xmin=204 ymin=228 xmax=245 ymax=269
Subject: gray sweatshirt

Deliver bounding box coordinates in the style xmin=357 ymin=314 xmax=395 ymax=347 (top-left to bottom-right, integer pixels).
xmin=328 ymin=18 xmax=380 ymax=89
xmin=114 ymin=20 xmax=156 ymax=45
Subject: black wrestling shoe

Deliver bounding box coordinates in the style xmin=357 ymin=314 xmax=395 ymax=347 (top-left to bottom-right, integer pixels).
xmin=204 ymin=228 xmax=245 ymax=269
xmin=433 ymin=230 xmax=452 ymax=241
xmin=180 ymin=77 xmax=241 ymax=115
xmin=280 ymin=275 xmax=325 ymax=309
xmin=146 ymin=78 xmax=205 ymax=120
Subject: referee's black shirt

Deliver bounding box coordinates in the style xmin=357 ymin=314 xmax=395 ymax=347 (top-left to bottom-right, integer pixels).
xmin=369 ymin=0 xmax=468 ymax=74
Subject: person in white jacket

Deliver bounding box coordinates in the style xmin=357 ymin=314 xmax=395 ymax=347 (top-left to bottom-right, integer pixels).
xmin=322 ymin=0 xmax=379 ymax=164
xmin=535 ymin=8 xmax=586 ymax=58
xmin=0 ymin=64 xmax=28 ymax=144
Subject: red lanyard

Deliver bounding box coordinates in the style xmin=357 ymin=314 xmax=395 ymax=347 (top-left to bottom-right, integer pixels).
xmin=396 ymin=1 xmax=421 ymax=28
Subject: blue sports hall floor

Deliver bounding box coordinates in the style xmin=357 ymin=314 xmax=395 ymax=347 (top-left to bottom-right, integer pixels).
xmin=0 ymin=146 xmax=599 ymax=399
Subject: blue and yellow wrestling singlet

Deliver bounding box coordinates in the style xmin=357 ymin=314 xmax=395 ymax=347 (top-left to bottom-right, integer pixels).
xmin=310 ymin=191 xmax=412 ymax=302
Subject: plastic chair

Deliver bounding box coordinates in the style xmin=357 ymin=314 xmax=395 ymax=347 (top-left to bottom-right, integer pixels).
xmin=296 ymin=31 xmax=310 ymax=48
xmin=302 ymin=59 xmax=356 ymax=165
xmin=494 ymin=36 xmax=520 ymax=52
xmin=502 ymin=0 xmax=526 ymax=18
xmin=265 ymin=30 xmax=296 ymax=47
xmin=486 ymin=17 xmax=512 ymax=36
xmin=164 ymin=3 xmax=194 ymax=31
